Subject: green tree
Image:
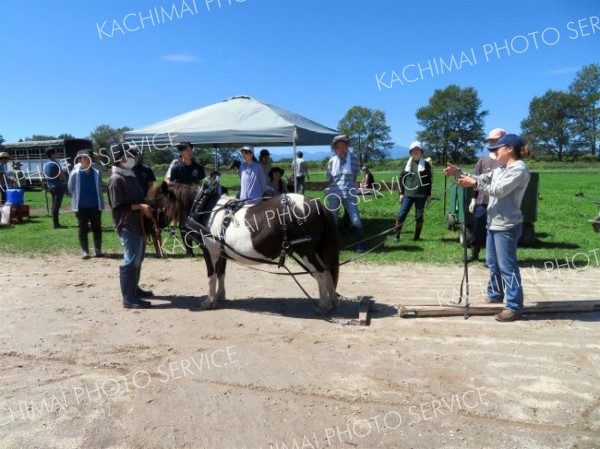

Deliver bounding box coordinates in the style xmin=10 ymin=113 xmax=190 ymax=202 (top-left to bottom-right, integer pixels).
xmin=338 ymin=106 xmax=394 ymax=164
xmin=569 ymin=63 xmax=600 ymax=156
xmin=215 ymin=146 xmax=241 ymax=166
xmin=24 ymin=134 xmax=57 ymax=141
xmin=416 ymin=85 xmax=488 ymax=164
xmin=521 ymin=90 xmax=577 ymax=161
xmin=89 ymin=124 xmax=132 ymax=152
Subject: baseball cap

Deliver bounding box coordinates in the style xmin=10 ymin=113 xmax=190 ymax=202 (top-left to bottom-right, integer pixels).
xmin=486 ymin=128 xmax=506 ymax=141
xmin=487 ymin=133 xmax=524 ymax=150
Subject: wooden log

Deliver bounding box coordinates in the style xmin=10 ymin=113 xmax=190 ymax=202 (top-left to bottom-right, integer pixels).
xmin=398 ymin=300 xmax=600 ymax=318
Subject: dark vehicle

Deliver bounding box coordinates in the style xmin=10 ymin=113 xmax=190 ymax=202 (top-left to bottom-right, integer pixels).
xmin=1 ymin=139 xmax=93 ymax=189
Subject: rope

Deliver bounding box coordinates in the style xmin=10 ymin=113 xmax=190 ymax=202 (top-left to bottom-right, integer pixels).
xmin=340 ymin=179 xmax=458 ymax=251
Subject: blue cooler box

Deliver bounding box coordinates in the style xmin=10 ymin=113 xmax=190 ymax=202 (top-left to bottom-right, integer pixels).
xmin=7 ymin=189 xmax=24 ymax=205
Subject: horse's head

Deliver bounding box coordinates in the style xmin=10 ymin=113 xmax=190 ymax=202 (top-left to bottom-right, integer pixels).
xmin=146 ymin=181 xmax=213 ymax=228
xmin=146 ymin=181 xmax=173 ymax=229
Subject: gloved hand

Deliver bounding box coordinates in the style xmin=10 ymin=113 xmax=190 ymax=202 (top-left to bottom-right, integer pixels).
xmin=468 ymin=198 xmax=476 ymax=214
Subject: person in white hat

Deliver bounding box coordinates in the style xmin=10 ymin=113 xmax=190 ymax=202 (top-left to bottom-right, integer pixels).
xmin=465 ymin=128 xmax=506 ymax=262
xmin=394 ymin=141 xmax=432 ymax=241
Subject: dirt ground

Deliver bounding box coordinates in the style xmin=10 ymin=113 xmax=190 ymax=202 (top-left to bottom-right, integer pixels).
xmin=0 ymin=254 xmax=599 ymax=449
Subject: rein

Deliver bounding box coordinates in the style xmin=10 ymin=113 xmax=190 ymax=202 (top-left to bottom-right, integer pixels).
xmin=140 ymin=213 xmax=163 ymax=257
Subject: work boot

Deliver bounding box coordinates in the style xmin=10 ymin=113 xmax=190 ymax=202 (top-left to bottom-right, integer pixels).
xmin=120 ymin=266 xmax=151 ymax=309
xmin=355 ymin=228 xmax=366 ymax=254
xmin=466 ymin=247 xmax=480 ymax=263
xmin=393 ymin=220 xmax=402 ymax=242
xmin=413 ymin=223 xmax=424 ymax=241
xmin=135 ymin=266 xmax=154 ymax=298
xmin=495 ymin=309 xmax=522 ymax=322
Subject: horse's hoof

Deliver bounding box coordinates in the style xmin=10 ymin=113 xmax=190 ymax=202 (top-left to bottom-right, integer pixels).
xmin=200 ymin=300 xmax=217 ymax=310
xmin=315 ymin=305 xmax=334 ymax=316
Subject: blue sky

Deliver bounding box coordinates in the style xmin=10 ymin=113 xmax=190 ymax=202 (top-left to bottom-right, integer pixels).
xmin=0 ymin=0 xmax=598 ymax=157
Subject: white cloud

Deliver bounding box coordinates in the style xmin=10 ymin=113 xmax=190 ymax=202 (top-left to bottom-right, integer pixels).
xmin=545 ymin=66 xmax=579 ymax=75
xmin=161 ymin=54 xmax=200 ymax=63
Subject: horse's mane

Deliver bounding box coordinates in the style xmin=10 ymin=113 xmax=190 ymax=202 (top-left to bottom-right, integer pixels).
xmin=148 ymin=182 xmax=199 ymax=226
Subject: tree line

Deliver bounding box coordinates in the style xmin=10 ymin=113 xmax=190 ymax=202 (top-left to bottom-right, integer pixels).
xmin=2 ymin=63 xmax=597 ymax=165
xmin=339 ymin=63 xmax=598 ymax=164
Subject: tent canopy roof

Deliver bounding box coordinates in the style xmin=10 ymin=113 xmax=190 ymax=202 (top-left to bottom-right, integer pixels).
xmin=123 ymin=95 xmax=339 ymax=148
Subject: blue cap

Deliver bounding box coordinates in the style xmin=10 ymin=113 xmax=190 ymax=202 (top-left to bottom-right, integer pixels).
xmin=487 ymin=133 xmax=524 ymax=150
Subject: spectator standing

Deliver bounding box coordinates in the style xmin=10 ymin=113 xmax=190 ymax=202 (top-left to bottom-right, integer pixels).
xmin=68 ymin=149 xmax=104 ymax=259
xmin=0 ymin=152 xmax=10 ymax=204
xmin=466 ymin=128 xmax=505 ymax=262
xmin=239 ymin=145 xmax=267 ymax=202
xmin=291 ymin=151 xmax=309 ymax=194
xmin=259 ymin=149 xmax=272 ymax=180
xmin=169 ymin=142 xmax=205 ymax=185
xmin=168 ymin=142 xmax=205 ymax=256
xmin=394 ymin=141 xmax=432 ymax=242
xmin=43 ymin=149 xmax=66 ymax=228
xmin=326 ymin=135 xmax=365 ymax=253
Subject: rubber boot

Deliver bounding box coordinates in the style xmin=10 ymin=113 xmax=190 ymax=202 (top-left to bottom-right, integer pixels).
xmin=120 ymin=266 xmax=151 ymax=309
xmin=53 ymin=217 xmax=65 ymax=229
xmin=413 ymin=222 xmax=424 ymax=241
xmin=80 ymin=233 xmax=90 ymax=259
xmin=466 ymin=246 xmax=480 ymax=263
xmin=355 ymin=227 xmax=365 ymax=254
xmin=136 ymin=265 xmax=154 ymax=298
xmin=393 ymin=220 xmax=402 ymax=242
xmin=94 ymin=237 xmax=103 ymax=258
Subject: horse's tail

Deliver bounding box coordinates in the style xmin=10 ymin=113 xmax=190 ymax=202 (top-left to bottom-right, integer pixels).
xmin=317 ymin=199 xmax=339 ymax=288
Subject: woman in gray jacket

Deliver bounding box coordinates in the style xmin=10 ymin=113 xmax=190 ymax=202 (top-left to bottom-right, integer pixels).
xmin=68 ymin=149 xmax=104 ymax=259
xmin=444 ymin=134 xmax=531 ymax=322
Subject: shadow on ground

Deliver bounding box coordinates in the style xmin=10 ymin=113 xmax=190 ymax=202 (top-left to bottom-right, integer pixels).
xmin=148 ymin=294 xmax=399 ymax=322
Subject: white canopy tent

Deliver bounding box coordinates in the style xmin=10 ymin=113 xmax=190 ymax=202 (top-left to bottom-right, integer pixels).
xmin=124 ymin=95 xmax=338 ymax=147
xmin=123 ymin=95 xmax=339 ymax=191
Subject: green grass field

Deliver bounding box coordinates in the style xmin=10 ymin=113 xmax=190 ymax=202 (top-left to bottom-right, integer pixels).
xmin=1 ymin=167 xmax=598 ymax=268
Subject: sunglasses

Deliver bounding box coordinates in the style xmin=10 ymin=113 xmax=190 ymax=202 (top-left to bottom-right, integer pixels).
xmin=241 ymin=150 xmax=252 ymax=154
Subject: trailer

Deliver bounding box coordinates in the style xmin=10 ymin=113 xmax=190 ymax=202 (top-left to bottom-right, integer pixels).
xmin=1 ymin=138 xmax=92 ymax=189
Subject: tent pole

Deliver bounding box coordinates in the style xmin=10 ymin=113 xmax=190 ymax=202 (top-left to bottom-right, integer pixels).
xmin=214 ymin=145 xmax=218 ymax=172
xmin=292 ymin=127 xmax=298 ymax=194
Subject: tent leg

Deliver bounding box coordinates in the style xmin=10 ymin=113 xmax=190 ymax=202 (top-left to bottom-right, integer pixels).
xmin=292 ymin=129 xmax=297 ymax=194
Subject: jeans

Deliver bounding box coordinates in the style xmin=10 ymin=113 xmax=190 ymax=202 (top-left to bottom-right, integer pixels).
xmin=397 ymin=196 xmax=426 ymax=224
xmin=295 ymin=176 xmax=305 ymax=194
xmin=49 ymin=186 xmax=64 ymax=225
xmin=76 ymin=208 xmax=102 ymax=252
xmin=469 ymin=203 xmax=488 ymax=249
xmin=326 ymin=190 xmax=363 ymax=229
xmin=486 ymin=224 xmax=524 ymax=312
xmin=120 ymin=230 xmax=145 ymax=268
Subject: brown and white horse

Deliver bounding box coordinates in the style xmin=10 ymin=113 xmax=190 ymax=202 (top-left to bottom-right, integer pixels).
xmin=147 ymin=182 xmax=340 ymax=313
